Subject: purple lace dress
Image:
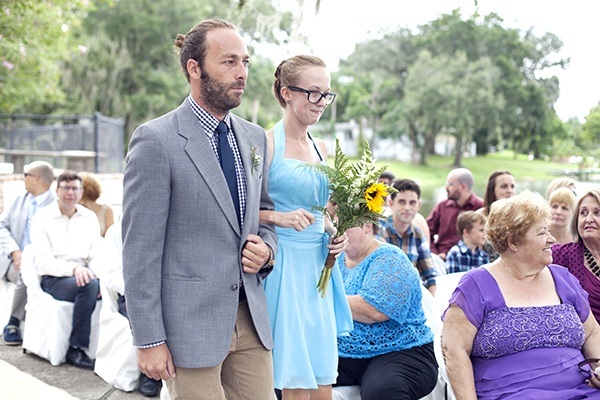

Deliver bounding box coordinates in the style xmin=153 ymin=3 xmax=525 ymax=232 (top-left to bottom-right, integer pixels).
xmin=444 ymin=265 xmax=600 ymax=399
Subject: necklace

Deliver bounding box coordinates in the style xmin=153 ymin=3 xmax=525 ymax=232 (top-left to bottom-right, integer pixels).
xmin=584 ymin=247 xmax=600 ymax=279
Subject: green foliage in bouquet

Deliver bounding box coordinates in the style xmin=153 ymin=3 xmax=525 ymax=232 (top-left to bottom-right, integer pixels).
xmin=312 ymin=139 xmax=396 ymax=297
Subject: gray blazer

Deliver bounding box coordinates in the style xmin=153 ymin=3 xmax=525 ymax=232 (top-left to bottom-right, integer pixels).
xmin=122 ymin=101 xmax=277 ymax=368
xmin=0 ymin=190 xmax=56 ymax=277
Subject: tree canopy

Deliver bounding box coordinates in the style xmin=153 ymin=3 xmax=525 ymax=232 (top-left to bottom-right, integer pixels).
xmin=2 ymin=2 xmax=598 ymax=161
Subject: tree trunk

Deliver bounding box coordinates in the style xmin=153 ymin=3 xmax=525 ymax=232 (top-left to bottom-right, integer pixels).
xmin=453 ymin=135 xmax=463 ymax=167
xmin=409 ymin=122 xmax=419 ymax=164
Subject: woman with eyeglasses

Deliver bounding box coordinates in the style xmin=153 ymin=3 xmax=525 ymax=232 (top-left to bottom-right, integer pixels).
xmin=260 ymin=55 xmax=352 ymax=400
xmin=552 ymin=189 xmax=600 ymax=323
xmin=442 ymin=191 xmax=600 ymax=399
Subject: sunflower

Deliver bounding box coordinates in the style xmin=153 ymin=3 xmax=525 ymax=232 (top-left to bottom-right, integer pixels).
xmin=364 ymin=182 xmax=389 ymax=214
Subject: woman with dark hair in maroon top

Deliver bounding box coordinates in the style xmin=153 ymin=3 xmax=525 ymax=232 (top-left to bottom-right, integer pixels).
xmin=552 ymin=189 xmax=600 ymax=322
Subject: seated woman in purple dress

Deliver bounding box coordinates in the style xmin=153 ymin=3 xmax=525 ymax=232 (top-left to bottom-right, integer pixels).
xmin=442 ymin=190 xmax=600 ymax=399
xmin=552 ymin=189 xmax=600 ymax=323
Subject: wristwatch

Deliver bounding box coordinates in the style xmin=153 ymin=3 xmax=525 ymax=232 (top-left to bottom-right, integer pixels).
xmin=263 ymin=245 xmax=275 ymax=269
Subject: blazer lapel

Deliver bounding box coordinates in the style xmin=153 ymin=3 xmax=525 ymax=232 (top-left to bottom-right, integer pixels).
xmin=178 ymin=105 xmax=241 ymax=236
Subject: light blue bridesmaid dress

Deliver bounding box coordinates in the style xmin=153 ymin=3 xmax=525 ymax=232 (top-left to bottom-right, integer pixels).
xmin=264 ymin=120 xmax=353 ymax=390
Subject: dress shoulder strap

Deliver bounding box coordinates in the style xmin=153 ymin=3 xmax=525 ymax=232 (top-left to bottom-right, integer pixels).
xmin=307 ymin=132 xmax=323 ymax=162
xmin=270 ymin=120 xmax=286 ymax=169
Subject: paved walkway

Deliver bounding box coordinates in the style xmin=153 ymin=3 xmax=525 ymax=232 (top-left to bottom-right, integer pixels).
xmin=0 ymin=342 xmax=147 ymax=399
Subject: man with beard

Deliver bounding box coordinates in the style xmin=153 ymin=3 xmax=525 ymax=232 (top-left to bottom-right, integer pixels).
xmin=426 ymin=168 xmax=483 ymax=261
xmin=122 ymin=19 xmax=277 ymax=399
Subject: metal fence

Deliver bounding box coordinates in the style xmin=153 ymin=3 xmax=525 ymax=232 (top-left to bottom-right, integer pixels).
xmin=0 ymin=113 xmax=124 ymax=174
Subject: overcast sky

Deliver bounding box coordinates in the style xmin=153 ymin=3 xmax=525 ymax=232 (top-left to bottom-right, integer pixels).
xmin=284 ymin=0 xmax=600 ymax=121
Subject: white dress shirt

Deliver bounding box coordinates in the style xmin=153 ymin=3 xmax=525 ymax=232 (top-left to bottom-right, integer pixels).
xmin=30 ymin=200 xmax=102 ymax=277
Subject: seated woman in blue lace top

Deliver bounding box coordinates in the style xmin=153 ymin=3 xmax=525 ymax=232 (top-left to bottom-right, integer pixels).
xmin=335 ymin=222 xmax=438 ymax=400
xmin=442 ymin=190 xmax=600 ymax=399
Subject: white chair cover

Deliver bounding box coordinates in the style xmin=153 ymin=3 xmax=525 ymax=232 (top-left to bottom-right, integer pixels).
xmin=0 ymin=278 xmax=15 ymax=329
xmin=430 ymin=272 xmax=466 ymax=400
xmin=20 ymin=244 xmax=100 ymax=366
xmin=94 ymin=281 xmax=139 ymax=391
xmin=431 ymin=253 xmax=447 ymax=276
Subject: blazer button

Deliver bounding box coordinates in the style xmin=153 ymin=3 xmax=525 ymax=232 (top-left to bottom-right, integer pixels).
xmin=231 ymin=284 xmax=238 ymax=291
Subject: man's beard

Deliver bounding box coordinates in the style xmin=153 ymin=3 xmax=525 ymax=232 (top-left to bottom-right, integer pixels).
xmin=447 ymin=190 xmax=459 ymax=200
xmin=199 ymin=71 xmax=243 ymax=112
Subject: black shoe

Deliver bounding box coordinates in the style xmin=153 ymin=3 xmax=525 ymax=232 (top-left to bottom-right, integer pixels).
xmin=138 ymin=373 xmax=162 ymax=397
xmin=2 ymin=323 xmax=22 ymax=346
xmin=65 ymin=347 xmax=95 ymax=370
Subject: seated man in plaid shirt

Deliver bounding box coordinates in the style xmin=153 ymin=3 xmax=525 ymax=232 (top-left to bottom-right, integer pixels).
xmin=379 ymin=179 xmax=437 ymax=295
xmin=445 ymin=210 xmax=490 ymax=274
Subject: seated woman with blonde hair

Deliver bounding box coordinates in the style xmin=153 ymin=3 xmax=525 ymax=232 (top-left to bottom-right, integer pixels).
xmin=442 ymin=190 xmax=600 ymax=399
xmin=79 ymin=172 xmax=114 ymax=237
xmin=548 ymin=186 xmax=576 ymax=244
xmin=546 ymin=176 xmax=576 ymax=198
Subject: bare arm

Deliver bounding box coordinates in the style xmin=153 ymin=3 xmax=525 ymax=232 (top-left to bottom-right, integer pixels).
xmin=103 ymin=205 xmax=114 ymax=236
xmin=582 ymin=311 xmax=600 ymax=359
xmin=582 ymin=312 xmax=600 ymax=389
xmin=347 ymin=294 xmax=389 ymax=324
xmin=441 ymin=305 xmax=478 ymax=400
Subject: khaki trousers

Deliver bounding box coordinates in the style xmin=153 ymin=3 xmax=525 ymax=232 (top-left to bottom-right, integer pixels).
xmin=166 ymin=301 xmax=274 ymax=400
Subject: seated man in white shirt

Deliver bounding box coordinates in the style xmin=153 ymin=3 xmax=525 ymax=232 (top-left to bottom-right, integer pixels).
xmin=31 ymin=170 xmax=102 ymax=370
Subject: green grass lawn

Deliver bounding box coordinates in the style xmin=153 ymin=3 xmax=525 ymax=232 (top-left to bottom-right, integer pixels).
xmin=371 ymin=151 xmax=579 ymax=215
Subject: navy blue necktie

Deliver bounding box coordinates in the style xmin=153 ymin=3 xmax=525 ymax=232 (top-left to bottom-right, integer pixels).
xmin=216 ymin=121 xmax=240 ymax=225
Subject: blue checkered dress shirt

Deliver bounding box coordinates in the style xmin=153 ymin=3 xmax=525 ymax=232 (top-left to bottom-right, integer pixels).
xmin=445 ymin=240 xmax=490 ymax=274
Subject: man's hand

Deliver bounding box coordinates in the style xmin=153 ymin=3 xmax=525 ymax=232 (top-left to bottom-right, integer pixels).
xmin=73 ymin=265 xmax=96 ymax=287
xmin=10 ymin=250 xmax=22 ymax=270
xmin=241 ymin=234 xmax=270 ymax=274
xmin=138 ymin=344 xmax=176 ymax=381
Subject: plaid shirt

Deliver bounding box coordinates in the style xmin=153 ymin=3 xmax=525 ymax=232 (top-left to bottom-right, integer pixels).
xmin=188 ymin=96 xmax=247 ymax=227
xmin=378 ymin=216 xmax=438 ymax=288
xmin=445 ymin=240 xmax=490 ymax=274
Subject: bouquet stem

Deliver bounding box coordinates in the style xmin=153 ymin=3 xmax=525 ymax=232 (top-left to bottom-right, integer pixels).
xmin=317 ymin=252 xmax=336 ymax=298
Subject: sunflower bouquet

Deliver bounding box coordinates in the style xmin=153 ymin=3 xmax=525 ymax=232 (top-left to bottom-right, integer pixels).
xmin=312 ymin=139 xmax=395 ymax=297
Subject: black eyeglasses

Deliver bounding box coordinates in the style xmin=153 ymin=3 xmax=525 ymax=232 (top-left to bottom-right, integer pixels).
xmin=58 ymin=185 xmax=82 ymax=192
xmin=578 ymin=358 xmax=600 ymax=376
xmin=287 ymin=86 xmax=336 ymax=105
xmin=24 ymin=173 xmax=36 ymax=178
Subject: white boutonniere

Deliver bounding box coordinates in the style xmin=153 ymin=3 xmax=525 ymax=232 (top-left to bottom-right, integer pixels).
xmin=250 ymin=145 xmax=262 ymax=174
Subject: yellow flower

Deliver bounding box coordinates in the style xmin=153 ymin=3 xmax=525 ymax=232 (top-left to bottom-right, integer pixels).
xmin=364 ymin=182 xmax=388 ymax=214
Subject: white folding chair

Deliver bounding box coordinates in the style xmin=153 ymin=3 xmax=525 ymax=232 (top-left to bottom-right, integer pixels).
xmin=20 ymin=244 xmax=100 ymax=366
xmin=429 ymin=272 xmax=467 ymax=400
xmin=94 ymin=281 xmax=139 ymax=391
